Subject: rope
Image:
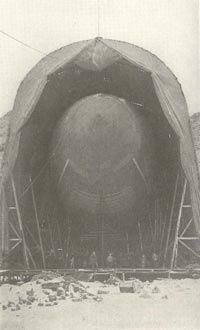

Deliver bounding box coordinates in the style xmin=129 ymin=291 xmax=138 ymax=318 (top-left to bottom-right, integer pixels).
xmin=0 ymin=29 xmax=48 ymax=56
xmin=97 ymin=0 xmax=100 ymax=36
xmin=19 ymin=129 xmax=67 ymax=200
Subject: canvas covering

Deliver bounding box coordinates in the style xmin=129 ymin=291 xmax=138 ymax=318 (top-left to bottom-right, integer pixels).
xmin=0 ymin=37 xmax=200 ymax=241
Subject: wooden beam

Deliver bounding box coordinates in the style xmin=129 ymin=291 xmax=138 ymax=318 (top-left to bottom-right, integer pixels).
xmin=25 ymin=224 xmax=40 ymax=248
xmin=25 ymin=244 xmax=37 ymax=268
xmin=125 ymin=231 xmax=130 ymax=254
xmin=9 ymin=222 xmax=21 ymax=239
xmin=10 ymin=240 xmax=22 ymax=252
xmin=11 ymin=175 xmax=30 ymax=268
xmin=58 ymin=159 xmax=69 ymax=185
xmin=179 ymin=239 xmax=200 ymax=259
xmin=138 ymin=221 xmax=143 ymax=254
xmin=132 ymin=158 xmax=147 ymax=189
xmin=57 ymin=221 xmax=64 ymax=261
xmin=66 ymin=217 xmax=71 ymax=257
xmin=47 ymin=217 xmax=56 ymax=253
xmin=170 ymin=178 xmax=187 ymax=269
xmin=179 ymin=218 xmax=193 ymax=238
xmin=179 ymin=237 xmax=200 ymax=240
xmin=163 ymin=174 xmax=179 ymax=266
xmin=1 ymin=189 xmax=5 ymax=252
xmin=30 ymin=177 xmax=46 ymax=269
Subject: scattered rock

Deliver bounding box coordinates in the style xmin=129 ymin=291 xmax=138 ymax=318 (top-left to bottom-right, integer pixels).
xmin=26 ymin=301 xmax=32 ymax=305
xmin=161 ymin=295 xmax=168 ymax=299
xmin=97 ymin=290 xmax=109 ymax=294
xmin=26 ymin=288 xmax=34 ymax=296
xmin=105 ymin=274 xmax=121 ymax=285
xmin=18 ymin=297 xmax=24 ymax=305
xmin=31 ymin=271 xmax=59 ymax=282
xmin=152 ymin=286 xmax=161 ymax=294
xmin=72 ymin=297 xmax=82 ymax=302
xmin=43 ymin=289 xmax=50 ymax=295
xmin=57 ymin=287 xmax=65 ymax=296
xmin=27 ymin=295 xmax=35 ymax=303
xmin=93 ymin=296 xmax=103 ymax=302
xmin=132 ymin=279 xmax=143 ymax=293
xmin=38 ymin=302 xmax=44 ymax=306
xmin=42 ymin=282 xmax=60 ymax=291
xmin=139 ymin=291 xmax=152 ymax=299
xmin=48 ymin=294 xmax=57 ymax=302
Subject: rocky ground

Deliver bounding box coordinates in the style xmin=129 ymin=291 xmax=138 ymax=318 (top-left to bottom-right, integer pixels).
xmin=0 ymin=272 xmax=200 ymax=330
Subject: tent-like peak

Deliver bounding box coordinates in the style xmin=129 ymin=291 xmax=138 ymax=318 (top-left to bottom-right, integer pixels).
xmin=74 ymin=38 xmax=121 ymax=71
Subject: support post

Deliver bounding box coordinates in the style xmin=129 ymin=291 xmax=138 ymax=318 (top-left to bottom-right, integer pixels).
xmin=47 ymin=216 xmax=55 ymax=253
xmin=26 ymin=244 xmax=37 ymax=269
xmin=138 ymin=221 xmax=143 ymax=254
xmin=132 ymin=158 xmax=147 ymax=189
xmin=163 ymin=174 xmax=179 ymax=266
xmin=58 ymin=159 xmax=69 ymax=185
xmin=57 ymin=221 xmax=64 ymax=261
xmin=170 ymin=178 xmax=187 ymax=269
xmin=66 ymin=217 xmax=71 ymax=265
xmin=125 ymin=231 xmax=130 ymax=254
xmin=11 ymin=175 xmax=30 ymax=268
xmin=30 ymin=177 xmax=46 ymax=268
xmin=25 ymin=224 xmax=40 ymax=248
xmin=101 ymin=215 xmax=104 ymax=268
xmin=1 ymin=189 xmax=5 ymax=254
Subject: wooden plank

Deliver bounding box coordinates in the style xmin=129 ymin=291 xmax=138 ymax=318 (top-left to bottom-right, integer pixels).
xmin=58 ymin=159 xmax=69 ymax=185
xmin=11 ymin=175 xmax=30 ymax=268
xmin=132 ymin=158 xmax=147 ymax=189
xmin=138 ymin=221 xmax=143 ymax=253
xmin=1 ymin=189 xmax=5 ymax=252
xmin=30 ymin=177 xmax=46 ymax=268
xmin=179 ymin=237 xmax=200 ymax=240
xmin=179 ymin=239 xmax=200 ymax=259
xmin=163 ymin=174 xmax=179 ymax=265
xmin=179 ymin=218 xmax=193 ymax=237
xmin=25 ymin=224 xmax=40 ymax=247
xmin=170 ymin=178 xmax=187 ymax=269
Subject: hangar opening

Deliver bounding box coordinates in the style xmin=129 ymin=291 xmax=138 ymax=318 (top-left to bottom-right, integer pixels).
xmin=0 ymin=38 xmax=200 ymax=270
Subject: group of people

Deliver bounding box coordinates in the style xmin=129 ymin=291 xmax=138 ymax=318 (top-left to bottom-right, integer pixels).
xmin=67 ymin=250 xmax=160 ymax=269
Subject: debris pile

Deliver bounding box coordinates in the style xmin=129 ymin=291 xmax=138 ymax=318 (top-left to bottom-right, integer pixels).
xmin=2 ymin=271 xmax=199 ymax=314
xmin=1 ymin=272 xmax=103 ymax=311
xmin=119 ymin=278 xmax=145 ymax=294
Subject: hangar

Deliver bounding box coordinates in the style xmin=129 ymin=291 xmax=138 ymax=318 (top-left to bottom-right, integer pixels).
xmin=0 ymin=38 xmax=200 ymax=270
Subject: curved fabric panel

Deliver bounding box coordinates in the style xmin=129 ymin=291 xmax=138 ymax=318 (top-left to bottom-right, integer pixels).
xmin=1 ymin=37 xmax=199 ymax=235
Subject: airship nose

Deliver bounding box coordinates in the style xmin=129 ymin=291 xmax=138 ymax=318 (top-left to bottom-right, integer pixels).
xmin=50 ymin=93 xmax=154 ymax=214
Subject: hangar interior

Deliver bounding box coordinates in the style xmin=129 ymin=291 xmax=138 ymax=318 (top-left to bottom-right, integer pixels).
xmin=1 ymin=39 xmax=199 ymax=269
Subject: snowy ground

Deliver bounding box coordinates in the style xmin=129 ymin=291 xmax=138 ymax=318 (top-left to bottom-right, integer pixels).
xmin=0 ymin=276 xmax=200 ymax=330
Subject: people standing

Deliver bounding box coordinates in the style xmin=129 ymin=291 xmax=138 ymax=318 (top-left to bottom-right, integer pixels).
xmin=152 ymin=252 xmax=159 ymax=268
xmin=70 ymin=255 xmax=75 ymax=269
xmin=141 ymin=254 xmax=146 ymax=268
xmin=89 ymin=251 xmax=98 ymax=269
xmin=106 ymin=253 xmax=114 ymax=268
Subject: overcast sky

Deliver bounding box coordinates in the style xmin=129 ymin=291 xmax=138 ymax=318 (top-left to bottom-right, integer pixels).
xmin=0 ymin=0 xmax=199 ymax=117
